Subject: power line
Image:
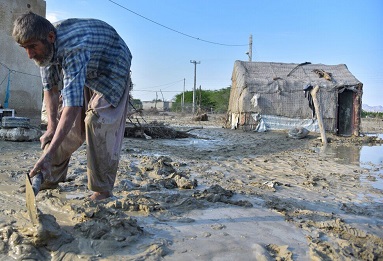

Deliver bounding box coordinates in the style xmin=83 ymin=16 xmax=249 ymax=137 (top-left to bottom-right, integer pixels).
xmin=136 ymin=79 xmax=184 ymax=91
xmin=0 ymin=61 xmax=40 ymax=78
xmin=132 ymin=89 xmax=180 ymax=93
xmin=106 ymin=0 xmax=248 ymax=47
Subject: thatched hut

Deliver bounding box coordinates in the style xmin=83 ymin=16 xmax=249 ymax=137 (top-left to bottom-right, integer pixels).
xmin=227 ymin=61 xmax=363 ymax=136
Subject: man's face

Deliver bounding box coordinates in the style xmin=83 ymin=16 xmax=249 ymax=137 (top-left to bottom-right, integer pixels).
xmin=20 ymin=39 xmax=54 ymax=67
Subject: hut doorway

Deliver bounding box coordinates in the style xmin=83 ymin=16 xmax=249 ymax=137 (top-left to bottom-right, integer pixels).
xmin=337 ymin=89 xmax=354 ymax=136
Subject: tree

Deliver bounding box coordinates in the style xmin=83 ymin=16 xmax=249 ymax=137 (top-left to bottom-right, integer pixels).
xmin=172 ymin=86 xmax=231 ymax=113
xmin=208 ymin=87 xmax=231 ymax=113
xmin=130 ymin=98 xmax=142 ymax=110
xmin=362 ymin=110 xmax=383 ymax=118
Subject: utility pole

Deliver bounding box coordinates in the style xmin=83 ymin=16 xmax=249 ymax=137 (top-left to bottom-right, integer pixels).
xmin=246 ymin=34 xmax=253 ymax=61
xmin=190 ymin=60 xmax=200 ymax=114
xmin=182 ymin=78 xmax=185 ymax=113
xmin=155 ymin=92 xmax=158 ymax=109
xmin=160 ymin=89 xmax=165 ymax=118
xmin=199 ymin=85 xmax=202 ymax=111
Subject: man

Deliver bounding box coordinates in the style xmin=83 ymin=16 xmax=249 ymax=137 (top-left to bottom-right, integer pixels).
xmin=13 ymin=12 xmax=132 ymax=200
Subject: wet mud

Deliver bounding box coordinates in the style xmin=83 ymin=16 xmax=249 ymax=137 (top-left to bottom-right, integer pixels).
xmin=0 ymin=117 xmax=382 ymax=260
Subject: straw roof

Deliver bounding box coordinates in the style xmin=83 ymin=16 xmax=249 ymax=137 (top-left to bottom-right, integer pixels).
xmin=232 ymin=61 xmax=362 ymax=93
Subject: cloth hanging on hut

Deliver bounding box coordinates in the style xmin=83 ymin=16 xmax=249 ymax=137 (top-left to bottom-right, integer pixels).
xmin=304 ymin=84 xmax=315 ymax=118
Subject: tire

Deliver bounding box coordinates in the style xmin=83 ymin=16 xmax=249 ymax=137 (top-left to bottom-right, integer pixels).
xmin=1 ymin=116 xmax=30 ymax=128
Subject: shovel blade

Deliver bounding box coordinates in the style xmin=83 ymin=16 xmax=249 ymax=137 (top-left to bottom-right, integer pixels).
xmin=26 ymin=174 xmax=38 ymax=224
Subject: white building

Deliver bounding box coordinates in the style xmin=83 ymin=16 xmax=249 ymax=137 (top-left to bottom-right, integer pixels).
xmin=0 ymin=0 xmax=46 ymax=118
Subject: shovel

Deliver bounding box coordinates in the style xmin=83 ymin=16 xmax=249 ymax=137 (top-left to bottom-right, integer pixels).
xmin=25 ymin=172 xmax=43 ymax=225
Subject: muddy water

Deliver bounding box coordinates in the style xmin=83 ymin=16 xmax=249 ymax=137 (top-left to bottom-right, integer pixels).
xmin=322 ymin=134 xmax=383 ymax=203
xmin=360 ymin=142 xmax=383 ymax=196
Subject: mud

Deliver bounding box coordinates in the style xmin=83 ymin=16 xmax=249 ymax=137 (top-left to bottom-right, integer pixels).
xmin=0 ymin=115 xmax=382 ymax=260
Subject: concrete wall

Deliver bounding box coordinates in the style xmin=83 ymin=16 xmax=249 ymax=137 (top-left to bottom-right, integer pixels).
xmin=0 ymin=0 xmax=46 ymax=118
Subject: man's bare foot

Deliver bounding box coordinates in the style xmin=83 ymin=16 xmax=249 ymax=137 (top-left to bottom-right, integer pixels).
xmin=89 ymin=191 xmax=113 ymax=201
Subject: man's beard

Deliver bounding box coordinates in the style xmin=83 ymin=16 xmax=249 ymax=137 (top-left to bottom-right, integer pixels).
xmin=33 ymin=40 xmax=54 ymax=67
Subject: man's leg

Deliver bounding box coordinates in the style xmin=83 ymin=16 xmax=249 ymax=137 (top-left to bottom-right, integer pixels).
xmin=85 ymin=82 xmax=130 ymax=200
xmin=42 ymin=105 xmax=86 ymax=189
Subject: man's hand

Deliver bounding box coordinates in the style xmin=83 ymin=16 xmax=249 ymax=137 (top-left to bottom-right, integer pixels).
xmin=40 ymin=129 xmax=54 ymax=149
xmin=29 ymin=154 xmax=52 ymax=179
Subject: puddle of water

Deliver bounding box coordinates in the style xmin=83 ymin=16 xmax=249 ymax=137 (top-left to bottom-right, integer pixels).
xmin=360 ymin=145 xmax=383 ymax=167
xmin=366 ymin=133 xmax=383 ymax=139
xmin=159 ymin=137 xmax=227 ymax=150
xmin=359 ymin=134 xmax=383 ymax=191
xmin=321 ymin=145 xmax=361 ymax=165
xmin=317 ymin=134 xmax=383 ymax=202
xmin=359 ymin=144 xmax=383 ymax=193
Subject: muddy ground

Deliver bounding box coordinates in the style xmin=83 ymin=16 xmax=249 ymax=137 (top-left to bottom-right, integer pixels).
xmin=0 ymin=114 xmax=382 ymax=260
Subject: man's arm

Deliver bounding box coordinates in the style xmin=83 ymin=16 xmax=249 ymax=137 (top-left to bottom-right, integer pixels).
xmin=44 ymin=106 xmax=82 ymax=158
xmin=40 ymin=86 xmax=60 ymax=149
xmin=29 ymin=106 xmax=81 ymax=178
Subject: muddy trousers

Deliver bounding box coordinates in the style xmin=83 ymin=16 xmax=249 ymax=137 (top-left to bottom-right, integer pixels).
xmin=43 ymin=85 xmax=129 ymax=192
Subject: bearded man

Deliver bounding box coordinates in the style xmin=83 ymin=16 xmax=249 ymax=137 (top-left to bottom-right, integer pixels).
xmin=13 ymin=12 xmax=132 ymax=200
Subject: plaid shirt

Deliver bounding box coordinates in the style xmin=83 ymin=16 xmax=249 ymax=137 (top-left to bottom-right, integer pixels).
xmin=40 ymin=19 xmax=132 ymax=107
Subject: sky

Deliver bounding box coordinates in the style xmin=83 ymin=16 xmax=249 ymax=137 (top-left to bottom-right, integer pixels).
xmin=45 ymin=0 xmax=382 ymax=106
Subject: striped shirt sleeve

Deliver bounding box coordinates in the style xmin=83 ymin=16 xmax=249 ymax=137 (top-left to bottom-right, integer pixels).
xmin=60 ymin=49 xmax=90 ymax=107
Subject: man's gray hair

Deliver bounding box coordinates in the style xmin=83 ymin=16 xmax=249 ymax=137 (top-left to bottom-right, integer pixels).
xmin=12 ymin=11 xmax=56 ymax=44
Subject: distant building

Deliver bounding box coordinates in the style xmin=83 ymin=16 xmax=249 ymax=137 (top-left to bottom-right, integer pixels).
xmin=142 ymin=101 xmax=172 ymax=112
xmin=0 ymin=0 xmax=46 ymax=118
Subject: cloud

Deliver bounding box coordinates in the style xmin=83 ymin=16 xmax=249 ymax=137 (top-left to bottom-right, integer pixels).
xmin=46 ymin=11 xmax=68 ymax=22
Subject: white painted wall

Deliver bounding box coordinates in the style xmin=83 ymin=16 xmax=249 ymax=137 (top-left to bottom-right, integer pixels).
xmin=0 ymin=0 xmax=46 ymax=118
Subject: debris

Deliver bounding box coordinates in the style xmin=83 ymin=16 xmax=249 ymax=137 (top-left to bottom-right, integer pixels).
xmin=193 ymin=113 xmax=208 ymax=121
xmin=288 ymin=127 xmax=309 ymax=139
xmin=124 ymin=121 xmax=196 ymax=139
xmin=287 ymin=62 xmax=311 ymax=77
xmin=312 ymin=69 xmax=333 ymax=81
xmin=2 ymin=116 xmax=30 ymax=128
xmin=0 ymin=127 xmax=42 ymax=141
